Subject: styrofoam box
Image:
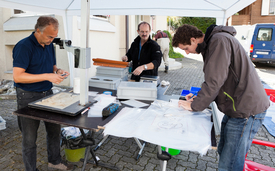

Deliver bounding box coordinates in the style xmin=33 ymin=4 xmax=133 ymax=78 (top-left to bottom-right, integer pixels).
xmin=0 ymin=116 xmax=6 ymax=130
xmin=89 ymin=76 xmax=121 ymax=90
xmin=96 ymin=66 xmax=129 ymax=78
xmin=117 ymin=81 xmax=157 ymax=100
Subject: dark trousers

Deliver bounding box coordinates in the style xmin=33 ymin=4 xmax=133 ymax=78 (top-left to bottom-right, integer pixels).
xmin=16 ymin=87 xmax=61 ymax=171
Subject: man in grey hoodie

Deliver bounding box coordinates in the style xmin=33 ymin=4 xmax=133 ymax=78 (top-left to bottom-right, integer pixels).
xmin=172 ymin=24 xmax=270 ymax=170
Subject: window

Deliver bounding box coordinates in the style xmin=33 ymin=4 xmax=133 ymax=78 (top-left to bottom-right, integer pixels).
xmin=270 ymin=0 xmax=275 ymax=14
xmin=257 ymin=28 xmax=272 ymax=41
xmin=261 ymin=0 xmax=275 ymax=15
xmin=93 ymin=15 xmax=109 ymax=19
xmin=14 ymin=9 xmax=25 ymax=14
xmin=12 ymin=9 xmax=50 ymax=16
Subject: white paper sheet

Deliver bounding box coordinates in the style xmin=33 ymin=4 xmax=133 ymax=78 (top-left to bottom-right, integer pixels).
xmin=121 ymin=99 xmax=149 ymax=108
xmin=88 ymin=91 xmax=98 ymax=97
xmin=88 ymin=94 xmax=117 ymax=117
xmin=103 ymin=100 xmax=213 ymax=156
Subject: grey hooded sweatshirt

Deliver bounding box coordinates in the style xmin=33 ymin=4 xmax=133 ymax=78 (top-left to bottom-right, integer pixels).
xmin=191 ymin=25 xmax=269 ymax=118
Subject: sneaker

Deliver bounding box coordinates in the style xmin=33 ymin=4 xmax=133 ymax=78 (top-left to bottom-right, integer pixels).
xmin=164 ymin=66 xmax=169 ymax=73
xmin=48 ymin=160 xmax=74 ymax=170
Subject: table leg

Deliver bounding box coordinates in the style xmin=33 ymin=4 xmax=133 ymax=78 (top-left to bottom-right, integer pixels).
xmin=158 ymin=145 xmax=169 ymax=171
xmin=134 ymin=138 xmax=146 ymax=160
xmin=94 ymin=134 xmax=109 ymax=151
xmin=81 ymin=146 xmax=90 ymax=171
xmin=79 ymin=129 xmax=119 ymax=171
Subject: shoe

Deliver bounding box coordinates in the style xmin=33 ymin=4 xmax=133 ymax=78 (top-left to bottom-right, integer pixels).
xmin=48 ymin=160 xmax=74 ymax=170
xmin=164 ymin=66 xmax=169 ymax=73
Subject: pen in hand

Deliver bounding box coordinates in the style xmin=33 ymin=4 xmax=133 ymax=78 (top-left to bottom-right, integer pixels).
xmin=188 ymin=93 xmax=197 ymax=101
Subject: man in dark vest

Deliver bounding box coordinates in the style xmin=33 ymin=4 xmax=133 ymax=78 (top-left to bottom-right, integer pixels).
xmin=122 ymin=22 xmax=162 ymax=81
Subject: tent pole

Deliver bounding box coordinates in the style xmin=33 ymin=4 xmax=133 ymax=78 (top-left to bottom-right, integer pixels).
xmin=79 ymin=0 xmax=90 ymax=105
xmin=126 ymin=15 xmax=129 ymax=52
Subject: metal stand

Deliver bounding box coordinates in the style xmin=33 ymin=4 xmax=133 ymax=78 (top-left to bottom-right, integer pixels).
xmin=79 ymin=129 xmax=119 ymax=171
xmin=134 ymin=138 xmax=146 ymax=160
xmin=157 ymin=145 xmax=170 ymax=171
xmin=94 ymin=135 xmax=146 ymax=160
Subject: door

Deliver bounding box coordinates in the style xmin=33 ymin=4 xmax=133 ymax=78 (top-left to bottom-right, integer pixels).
xmin=252 ymin=26 xmax=273 ymax=60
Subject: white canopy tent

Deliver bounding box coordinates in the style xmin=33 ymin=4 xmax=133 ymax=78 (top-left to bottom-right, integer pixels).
xmin=0 ymin=0 xmax=256 ymax=25
xmin=0 ymin=0 xmax=255 ymax=105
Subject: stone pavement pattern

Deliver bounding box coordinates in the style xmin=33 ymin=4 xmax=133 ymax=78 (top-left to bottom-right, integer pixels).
xmin=0 ymin=57 xmax=275 ymax=171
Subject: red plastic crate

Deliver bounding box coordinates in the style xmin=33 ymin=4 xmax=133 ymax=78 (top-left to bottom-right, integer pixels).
xmin=270 ymin=94 xmax=275 ymax=102
xmin=265 ymin=89 xmax=275 ymax=96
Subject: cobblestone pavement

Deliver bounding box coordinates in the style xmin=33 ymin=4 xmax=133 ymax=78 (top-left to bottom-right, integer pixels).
xmin=0 ymin=56 xmax=275 ymax=171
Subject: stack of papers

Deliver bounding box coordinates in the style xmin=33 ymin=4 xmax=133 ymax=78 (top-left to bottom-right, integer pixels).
xmin=103 ymin=100 xmax=213 ymax=156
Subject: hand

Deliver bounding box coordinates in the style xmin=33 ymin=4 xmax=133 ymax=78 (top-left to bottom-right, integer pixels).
xmin=185 ymin=93 xmax=196 ymax=101
xmin=56 ymin=69 xmax=70 ymax=79
xmin=50 ymin=69 xmax=70 ymax=84
xmin=132 ymin=65 xmax=144 ymax=76
xmin=122 ymin=56 xmax=128 ymax=62
xmin=47 ymin=73 xmax=64 ymax=84
xmin=178 ymin=100 xmax=193 ymax=111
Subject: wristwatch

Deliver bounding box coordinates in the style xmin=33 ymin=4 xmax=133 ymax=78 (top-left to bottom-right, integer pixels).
xmin=144 ymin=65 xmax=147 ymax=70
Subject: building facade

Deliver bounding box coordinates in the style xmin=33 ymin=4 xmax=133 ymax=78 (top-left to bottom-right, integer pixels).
xmin=228 ymin=0 xmax=275 ymax=25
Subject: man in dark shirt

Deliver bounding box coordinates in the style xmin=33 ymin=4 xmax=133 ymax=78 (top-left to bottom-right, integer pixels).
xmin=122 ymin=22 xmax=162 ymax=81
xmin=154 ymin=30 xmax=170 ymax=73
xmin=13 ymin=16 xmax=73 ymax=171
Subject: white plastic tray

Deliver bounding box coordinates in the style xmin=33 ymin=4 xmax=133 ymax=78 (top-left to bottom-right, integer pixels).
xmin=117 ymin=81 xmax=157 ymax=100
xmin=89 ymin=76 xmax=121 ymax=90
xmin=96 ymin=66 xmax=128 ymax=78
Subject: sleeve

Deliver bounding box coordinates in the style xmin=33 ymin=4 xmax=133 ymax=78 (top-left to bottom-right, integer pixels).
xmin=150 ymin=43 xmax=162 ymax=68
xmin=13 ymin=43 xmax=32 ymax=69
xmin=125 ymin=42 xmax=135 ymax=62
xmin=191 ymin=35 xmax=232 ymax=111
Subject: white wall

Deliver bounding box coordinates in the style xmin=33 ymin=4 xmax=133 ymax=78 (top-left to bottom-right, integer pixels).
xmin=155 ymin=16 xmax=167 ymax=31
xmin=72 ymin=16 xmax=122 ymax=79
xmin=0 ymin=8 xmax=69 ymax=86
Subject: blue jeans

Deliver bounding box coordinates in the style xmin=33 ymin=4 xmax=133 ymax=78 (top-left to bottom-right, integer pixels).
xmin=16 ymin=88 xmax=61 ymax=171
xmin=217 ymin=111 xmax=266 ymax=171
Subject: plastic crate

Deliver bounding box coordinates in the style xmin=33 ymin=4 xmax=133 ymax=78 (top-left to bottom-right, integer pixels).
xmin=96 ymin=66 xmax=128 ymax=78
xmin=181 ymin=89 xmax=190 ymax=96
xmin=117 ymin=81 xmax=157 ymax=100
xmin=0 ymin=116 xmax=6 ymax=130
xmin=89 ymin=76 xmax=121 ymax=90
xmin=270 ymin=94 xmax=275 ymax=103
xmin=190 ymin=87 xmax=201 ymax=94
xmin=265 ymin=89 xmax=275 ymax=96
xmin=140 ymin=75 xmax=160 ymax=86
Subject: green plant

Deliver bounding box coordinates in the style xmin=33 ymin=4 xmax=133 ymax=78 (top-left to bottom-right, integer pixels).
xmin=168 ymin=17 xmax=216 ymax=33
xmin=163 ymin=30 xmax=184 ymax=59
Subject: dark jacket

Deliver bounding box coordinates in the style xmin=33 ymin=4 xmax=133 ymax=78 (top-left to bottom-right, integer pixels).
xmin=126 ymin=36 xmax=162 ymax=81
xmin=192 ymin=25 xmax=270 ymax=118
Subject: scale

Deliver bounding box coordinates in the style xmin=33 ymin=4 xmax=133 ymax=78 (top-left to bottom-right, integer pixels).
xmin=140 ymin=75 xmax=160 ymax=86
xmin=28 ymin=92 xmax=97 ymax=116
xmin=28 ymin=38 xmax=96 ymax=116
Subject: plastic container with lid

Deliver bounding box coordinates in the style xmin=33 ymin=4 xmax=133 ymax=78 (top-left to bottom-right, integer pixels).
xmin=89 ymin=76 xmax=121 ymax=90
xmin=189 ymin=86 xmax=201 ymax=94
xmin=117 ymin=81 xmax=157 ymax=100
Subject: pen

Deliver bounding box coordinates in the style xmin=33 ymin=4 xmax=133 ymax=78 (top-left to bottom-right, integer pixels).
xmin=81 ymin=107 xmax=90 ymax=115
xmin=190 ymin=92 xmax=197 ymax=100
